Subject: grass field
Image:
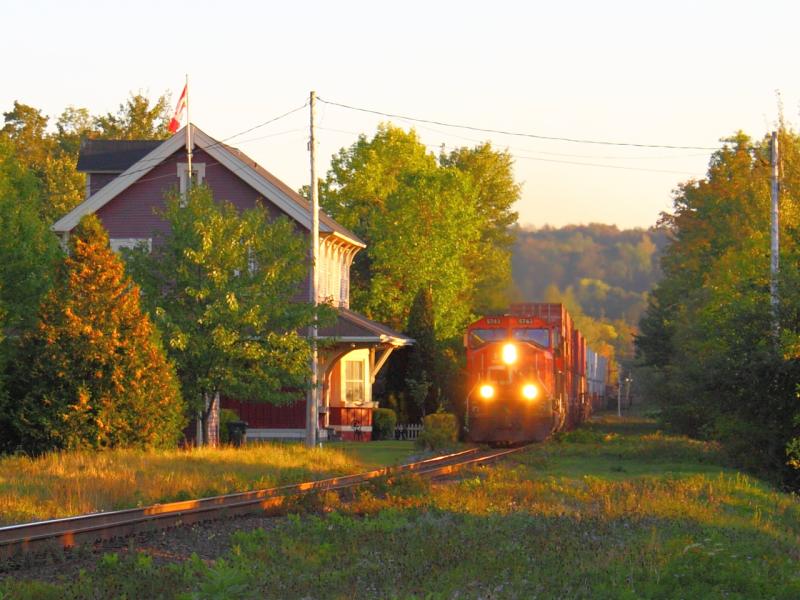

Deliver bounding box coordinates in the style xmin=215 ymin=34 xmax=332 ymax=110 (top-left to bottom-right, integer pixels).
xmin=2 ymin=414 xmax=799 ymax=599
xmin=0 ymin=441 xmax=418 ymax=526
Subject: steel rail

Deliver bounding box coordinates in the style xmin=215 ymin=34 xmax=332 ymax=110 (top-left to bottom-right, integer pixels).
xmin=0 ymin=445 xmax=523 ymax=559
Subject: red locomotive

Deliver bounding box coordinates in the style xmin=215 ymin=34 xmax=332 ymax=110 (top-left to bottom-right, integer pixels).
xmin=464 ymin=303 xmax=604 ymax=444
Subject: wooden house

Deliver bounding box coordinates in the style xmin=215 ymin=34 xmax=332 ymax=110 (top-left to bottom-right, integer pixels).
xmin=53 ymin=124 xmax=412 ymax=443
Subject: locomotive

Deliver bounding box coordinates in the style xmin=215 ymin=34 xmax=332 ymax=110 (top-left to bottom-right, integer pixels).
xmin=464 ymin=303 xmax=609 ymax=444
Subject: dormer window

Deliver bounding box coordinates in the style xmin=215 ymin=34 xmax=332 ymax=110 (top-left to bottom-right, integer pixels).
xmin=177 ymin=162 xmax=205 ymax=199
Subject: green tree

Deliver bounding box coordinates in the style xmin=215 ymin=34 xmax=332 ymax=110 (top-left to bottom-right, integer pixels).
xmin=404 ymin=286 xmax=438 ymax=418
xmin=5 ymin=216 xmax=184 ymax=453
xmin=319 ymin=124 xmax=520 ymax=414
xmin=367 ymin=169 xmax=480 ymax=338
xmin=441 ymin=143 xmax=520 ymax=312
xmin=1 ymin=92 xmax=173 ymax=222
xmin=125 ymin=186 xmax=316 ymax=445
xmin=55 ymin=106 xmax=94 ymax=155
xmin=0 ymin=138 xmax=61 ymax=332
xmin=636 ymin=130 xmax=800 ymax=487
xmin=2 ymin=101 xmax=84 ymax=221
xmin=1 ymin=102 xmax=52 ymax=170
xmin=320 ymin=125 xmax=437 ymax=310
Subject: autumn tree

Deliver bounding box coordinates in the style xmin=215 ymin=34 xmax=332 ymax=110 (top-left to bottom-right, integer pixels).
xmin=125 ymin=186 xmax=317 ymax=445
xmin=3 ymin=216 xmax=184 ymax=453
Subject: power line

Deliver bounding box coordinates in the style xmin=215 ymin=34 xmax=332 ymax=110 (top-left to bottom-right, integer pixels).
xmin=317 ymin=96 xmax=723 ymax=151
xmin=317 ymin=126 xmax=705 ymax=176
xmin=214 ymin=102 xmax=308 ymax=146
xmin=66 ymin=103 xmax=309 ymax=187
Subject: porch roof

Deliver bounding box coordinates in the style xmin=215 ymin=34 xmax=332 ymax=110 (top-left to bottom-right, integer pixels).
xmin=319 ymin=308 xmax=414 ymax=347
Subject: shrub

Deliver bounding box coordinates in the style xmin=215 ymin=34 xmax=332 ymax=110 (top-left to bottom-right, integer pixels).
xmin=416 ymin=412 xmax=458 ymax=450
xmin=219 ymin=408 xmax=241 ymax=444
xmin=372 ymin=408 xmax=397 ymax=440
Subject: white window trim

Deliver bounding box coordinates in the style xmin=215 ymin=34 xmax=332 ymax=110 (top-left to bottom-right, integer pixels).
xmin=341 ymin=349 xmax=371 ymax=406
xmin=177 ymin=162 xmax=206 ymax=198
xmin=110 ymin=238 xmax=152 ymax=253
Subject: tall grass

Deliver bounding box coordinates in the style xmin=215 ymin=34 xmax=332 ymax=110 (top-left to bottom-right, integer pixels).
xmin=0 ymin=443 xmax=367 ymax=525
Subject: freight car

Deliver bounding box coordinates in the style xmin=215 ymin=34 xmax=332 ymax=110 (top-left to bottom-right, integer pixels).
xmin=464 ymin=303 xmax=608 ymax=444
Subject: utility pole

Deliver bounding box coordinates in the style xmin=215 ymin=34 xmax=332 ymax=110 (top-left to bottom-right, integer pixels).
xmin=617 ymin=370 xmax=622 ymax=417
xmin=305 ymin=91 xmax=319 ymax=448
xmin=769 ymin=131 xmax=780 ymax=341
xmin=625 ymin=375 xmax=632 ymax=408
xmin=186 ymin=74 xmax=192 ymax=189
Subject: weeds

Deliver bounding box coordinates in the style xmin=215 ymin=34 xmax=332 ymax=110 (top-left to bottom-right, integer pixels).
xmin=2 ymin=415 xmax=799 ymax=598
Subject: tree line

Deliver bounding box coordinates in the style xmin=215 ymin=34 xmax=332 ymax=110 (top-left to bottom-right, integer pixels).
xmin=514 ymin=224 xmax=669 ymax=366
xmin=636 ymin=130 xmax=800 ymax=489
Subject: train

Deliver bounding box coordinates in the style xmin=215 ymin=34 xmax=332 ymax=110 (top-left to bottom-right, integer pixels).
xmin=464 ymin=302 xmax=611 ymax=444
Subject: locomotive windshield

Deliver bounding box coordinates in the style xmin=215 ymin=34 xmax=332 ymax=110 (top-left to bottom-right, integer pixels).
xmin=513 ymin=328 xmax=550 ymax=348
xmin=468 ymin=329 xmax=508 ymax=349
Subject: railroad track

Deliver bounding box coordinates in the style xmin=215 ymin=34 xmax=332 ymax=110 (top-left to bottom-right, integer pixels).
xmin=0 ymin=445 xmax=526 ymax=560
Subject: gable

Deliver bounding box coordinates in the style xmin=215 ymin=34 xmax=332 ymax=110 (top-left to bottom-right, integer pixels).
xmin=53 ymin=125 xmax=365 ymax=249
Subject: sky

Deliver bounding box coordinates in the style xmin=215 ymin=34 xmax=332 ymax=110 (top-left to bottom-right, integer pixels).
xmin=3 ymin=0 xmax=799 ymax=229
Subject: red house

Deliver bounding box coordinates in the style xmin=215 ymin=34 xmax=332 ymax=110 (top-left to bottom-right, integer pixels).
xmin=52 ymin=124 xmax=412 ymax=442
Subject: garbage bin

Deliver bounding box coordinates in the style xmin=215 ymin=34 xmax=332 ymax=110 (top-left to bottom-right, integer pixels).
xmin=227 ymin=421 xmax=248 ymax=447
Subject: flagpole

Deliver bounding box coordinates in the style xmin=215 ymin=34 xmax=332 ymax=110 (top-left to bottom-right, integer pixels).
xmin=185 ymin=74 xmax=192 ymax=189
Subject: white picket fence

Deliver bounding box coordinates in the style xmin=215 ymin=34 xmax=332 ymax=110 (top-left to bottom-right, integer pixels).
xmin=394 ymin=423 xmax=423 ymax=440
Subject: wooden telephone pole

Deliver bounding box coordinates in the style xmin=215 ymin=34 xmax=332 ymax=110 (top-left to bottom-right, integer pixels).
xmin=306 ymin=91 xmax=320 ymax=447
xmin=769 ymin=131 xmax=779 ymax=341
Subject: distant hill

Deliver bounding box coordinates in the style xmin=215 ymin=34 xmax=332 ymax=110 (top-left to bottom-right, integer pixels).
xmin=512 ymin=224 xmax=668 ymax=361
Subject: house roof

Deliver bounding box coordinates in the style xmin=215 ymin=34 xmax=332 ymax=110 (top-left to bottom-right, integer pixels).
xmin=318 ymin=308 xmax=414 ymax=347
xmin=76 ymin=139 xmax=162 ymax=172
xmin=54 ymin=124 xmax=365 ymax=248
xmin=220 ymin=143 xmax=362 ymax=246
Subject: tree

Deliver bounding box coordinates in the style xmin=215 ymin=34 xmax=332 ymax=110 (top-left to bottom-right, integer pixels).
xmin=1 ymin=92 xmax=173 ymax=222
xmin=404 ymin=286 xmax=438 ymax=418
xmin=441 ymin=143 xmax=520 ymax=312
xmin=320 ymin=125 xmax=437 ymax=310
xmin=1 ymin=102 xmax=52 ymax=170
xmin=0 ymin=138 xmax=61 ymax=332
xmin=636 ymin=129 xmax=800 ymax=487
xmin=1 ymin=101 xmax=85 ymax=221
xmin=125 ymin=186 xmax=317 ymax=445
xmin=94 ymin=92 xmax=172 ymax=140
xmin=4 ymin=216 xmax=184 ymax=453
xmin=367 ymin=169 xmax=480 ymax=338
xmin=319 ymin=124 xmax=521 ymax=415
xmin=93 ymin=93 xmax=172 ymax=140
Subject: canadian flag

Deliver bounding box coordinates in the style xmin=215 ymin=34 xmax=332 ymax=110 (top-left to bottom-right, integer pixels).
xmin=168 ymin=84 xmax=188 ymax=133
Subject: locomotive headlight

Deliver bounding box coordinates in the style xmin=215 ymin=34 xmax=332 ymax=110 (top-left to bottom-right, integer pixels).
xmin=479 ymin=384 xmax=495 ymax=399
xmin=501 ymin=343 xmax=518 ymax=365
xmin=522 ymin=383 xmax=538 ymax=400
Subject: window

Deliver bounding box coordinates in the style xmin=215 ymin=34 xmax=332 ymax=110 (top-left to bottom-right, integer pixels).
xmin=344 ymin=359 xmax=365 ymax=404
xmin=468 ymin=328 xmax=508 ymax=349
xmin=110 ymin=238 xmax=152 ymax=253
xmin=177 ymin=163 xmax=206 ymax=201
xmin=513 ymin=328 xmax=550 ymax=348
